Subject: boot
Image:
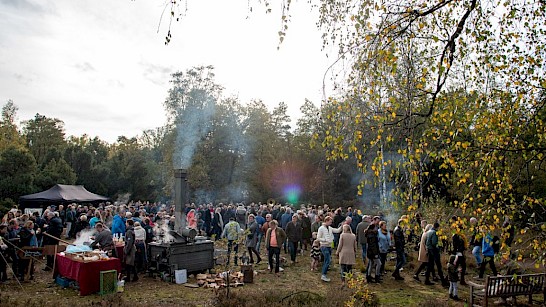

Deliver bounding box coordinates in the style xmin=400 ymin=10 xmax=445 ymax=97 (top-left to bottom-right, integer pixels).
xmin=392 ymin=270 xmax=404 ymax=280
xmin=424 ymin=278 xmax=435 ymax=285
xmin=460 ymin=275 xmax=467 ymax=286
xmin=366 ymin=275 xmax=375 ymax=283
xmin=375 ymin=275 xmax=381 ymax=283
xmin=413 ymin=274 xmax=420 ymax=282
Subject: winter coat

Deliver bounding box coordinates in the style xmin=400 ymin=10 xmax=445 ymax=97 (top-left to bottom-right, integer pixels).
xmin=355 ymin=221 xmax=369 ymax=245
xmin=482 ymin=233 xmax=495 ymax=257
xmin=311 ymin=221 xmax=320 ymax=234
xmin=378 ymin=229 xmax=391 ymax=253
xmin=285 ymin=220 xmax=302 ymax=242
xmin=452 ymin=233 xmax=466 ymax=253
xmin=280 ymin=213 xmax=293 ymax=230
xmin=245 ymin=221 xmax=258 ymax=248
xmin=393 ymin=226 xmax=405 ymax=252
xmin=111 ymin=215 xmax=126 ymax=235
xmin=426 ymin=228 xmax=439 ymax=252
xmin=222 ymin=221 xmax=242 ymax=241
xmin=44 ymin=216 xmax=63 ymax=245
xmin=365 ymin=229 xmax=380 ymax=259
xmin=134 ymin=225 xmax=146 ymax=241
xmin=301 ymin=216 xmax=312 ymax=240
xmin=418 ymin=230 xmax=429 ymax=263
xmin=265 ymin=227 xmax=287 ymax=249
xmin=317 ymin=224 xmax=342 ymax=247
xmin=447 ymin=263 xmax=459 ymax=282
xmin=124 ymin=226 xmax=136 ymax=266
xmin=337 ymin=232 xmax=357 ymax=265
xmin=187 ymin=210 xmax=197 ymax=229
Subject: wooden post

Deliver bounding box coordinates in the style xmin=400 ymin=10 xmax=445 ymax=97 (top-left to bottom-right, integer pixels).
xmin=52 ymin=245 xmax=58 ymax=278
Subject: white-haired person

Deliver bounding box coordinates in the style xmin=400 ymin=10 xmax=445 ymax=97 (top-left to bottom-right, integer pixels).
xmin=133 ymin=221 xmax=147 ymax=272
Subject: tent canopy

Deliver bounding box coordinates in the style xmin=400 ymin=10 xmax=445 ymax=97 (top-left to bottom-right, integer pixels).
xmin=20 ymin=184 xmax=109 ymax=204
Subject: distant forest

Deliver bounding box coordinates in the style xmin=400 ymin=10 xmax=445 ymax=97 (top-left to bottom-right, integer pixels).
xmin=0 ymin=66 xmax=376 ymax=212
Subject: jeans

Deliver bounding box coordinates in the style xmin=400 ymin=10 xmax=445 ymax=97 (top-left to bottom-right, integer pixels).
xmin=268 ymin=246 xmax=281 ymax=273
xmin=379 ymin=252 xmax=387 ymax=274
xmin=288 ymin=241 xmax=298 ymax=262
xmin=65 ymin=222 xmax=72 ymax=238
xmin=449 ymin=281 xmax=458 ymax=297
xmin=394 ymin=250 xmax=406 ymax=272
xmin=367 ymin=257 xmax=382 ymax=277
xmin=321 ymin=246 xmax=332 ymax=275
xmin=425 ymin=249 xmax=445 ymax=282
xmin=472 ymin=246 xmax=482 ymax=265
xmin=360 ymin=243 xmax=367 ymax=261
xmin=256 ymin=232 xmax=264 ymax=252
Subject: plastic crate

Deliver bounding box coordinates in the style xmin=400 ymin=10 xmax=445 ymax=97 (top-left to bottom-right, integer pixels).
xmin=100 ymin=270 xmax=118 ymax=296
xmin=55 ymin=276 xmax=71 ymax=289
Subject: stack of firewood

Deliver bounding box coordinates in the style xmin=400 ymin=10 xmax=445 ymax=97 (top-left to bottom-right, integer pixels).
xmin=195 ymin=272 xmax=245 ymax=289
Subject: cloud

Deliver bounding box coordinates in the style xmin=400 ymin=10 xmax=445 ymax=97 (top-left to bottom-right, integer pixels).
xmin=139 ymin=61 xmax=172 ymax=86
xmin=0 ymin=0 xmax=53 ymax=14
xmin=13 ymin=73 xmax=33 ymax=84
xmin=107 ymin=79 xmax=124 ymax=88
xmin=74 ymin=62 xmax=95 ymax=72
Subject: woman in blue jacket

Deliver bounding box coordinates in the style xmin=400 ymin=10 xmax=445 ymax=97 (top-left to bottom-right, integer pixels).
xmin=377 ymin=221 xmax=391 ymax=275
xmin=111 ymin=212 xmax=126 ymax=236
xmin=478 ymin=231 xmax=498 ymax=278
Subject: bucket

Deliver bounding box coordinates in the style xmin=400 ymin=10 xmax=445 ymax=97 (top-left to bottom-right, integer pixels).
xmin=117 ymin=280 xmax=125 ymax=292
xmin=175 ymin=269 xmax=187 ymax=284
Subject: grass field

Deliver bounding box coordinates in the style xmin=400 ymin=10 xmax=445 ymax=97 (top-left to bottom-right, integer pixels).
xmin=1 ymin=247 xmax=544 ymax=306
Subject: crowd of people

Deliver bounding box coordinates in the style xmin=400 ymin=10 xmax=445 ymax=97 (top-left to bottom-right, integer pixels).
xmin=0 ymin=201 xmax=521 ymax=302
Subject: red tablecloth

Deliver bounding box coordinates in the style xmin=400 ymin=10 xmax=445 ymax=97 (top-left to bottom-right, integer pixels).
xmin=115 ymin=244 xmax=124 ymax=263
xmin=54 ymin=253 xmax=122 ymax=296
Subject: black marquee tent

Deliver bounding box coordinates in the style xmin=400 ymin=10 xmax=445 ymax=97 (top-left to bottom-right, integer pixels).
xmin=19 ymin=184 xmax=109 ymax=210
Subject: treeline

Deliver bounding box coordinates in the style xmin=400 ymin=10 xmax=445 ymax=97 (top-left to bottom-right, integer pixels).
xmin=0 ymin=66 xmax=363 ymax=211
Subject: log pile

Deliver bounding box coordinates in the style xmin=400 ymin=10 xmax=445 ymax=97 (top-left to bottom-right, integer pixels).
xmin=195 ymin=271 xmax=247 ymax=289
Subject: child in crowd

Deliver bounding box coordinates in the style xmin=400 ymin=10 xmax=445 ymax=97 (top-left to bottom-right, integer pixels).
xmin=310 ymin=240 xmax=321 ymax=271
xmin=447 ymin=254 xmax=460 ymax=301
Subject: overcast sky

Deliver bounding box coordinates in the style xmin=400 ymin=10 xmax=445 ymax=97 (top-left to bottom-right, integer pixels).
xmin=0 ymin=0 xmax=333 ymax=143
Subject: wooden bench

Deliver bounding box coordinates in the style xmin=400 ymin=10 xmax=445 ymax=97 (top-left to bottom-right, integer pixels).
xmin=468 ymin=273 xmax=546 ymax=307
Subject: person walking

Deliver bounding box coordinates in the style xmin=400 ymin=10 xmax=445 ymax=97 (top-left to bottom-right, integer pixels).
xmin=392 ymin=218 xmax=406 ymax=280
xmin=336 ymin=224 xmax=357 ymax=287
xmin=222 ymin=217 xmax=242 ymax=266
xmin=451 ymin=216 xmax=467 ymax=285
xmin=478 ymin=229 xmax=498 ymax=279
xmin=355 ymin=215 xmax=370 ymax=267
xmin=285 ymin=215 xmax=302 ymax=265
xmin=413 ymin=224 xmax=434 ymax=282
xmin=124 ymin=219 xmax=138 ymax=282
xmin=265 ymin=220 xmax=286 ymax=276
xmin=425 ymin=222 xmax=449 ymax=287
xmin=316 ymin=216 xmax=343 ymax=282
xmin=245 ymin=214 xmax=262 ymax=264
xmin=43 ymin=212 xmax=63 ymax=271
xmin=377 ymin=221 xmax=391 ymax=275
xmin=365 ymin=223 xmax=382 ymax=283
xmin=447 ymin=255 xmax=461 ymax=300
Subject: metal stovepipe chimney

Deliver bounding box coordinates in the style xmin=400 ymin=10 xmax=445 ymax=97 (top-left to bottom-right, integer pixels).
xmin=174 ymin=169 xmax=188 ymax=232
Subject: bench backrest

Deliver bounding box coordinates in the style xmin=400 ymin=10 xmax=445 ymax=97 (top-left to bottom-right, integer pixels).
xmin=485 ymin=273 xmax=545 ymax=298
